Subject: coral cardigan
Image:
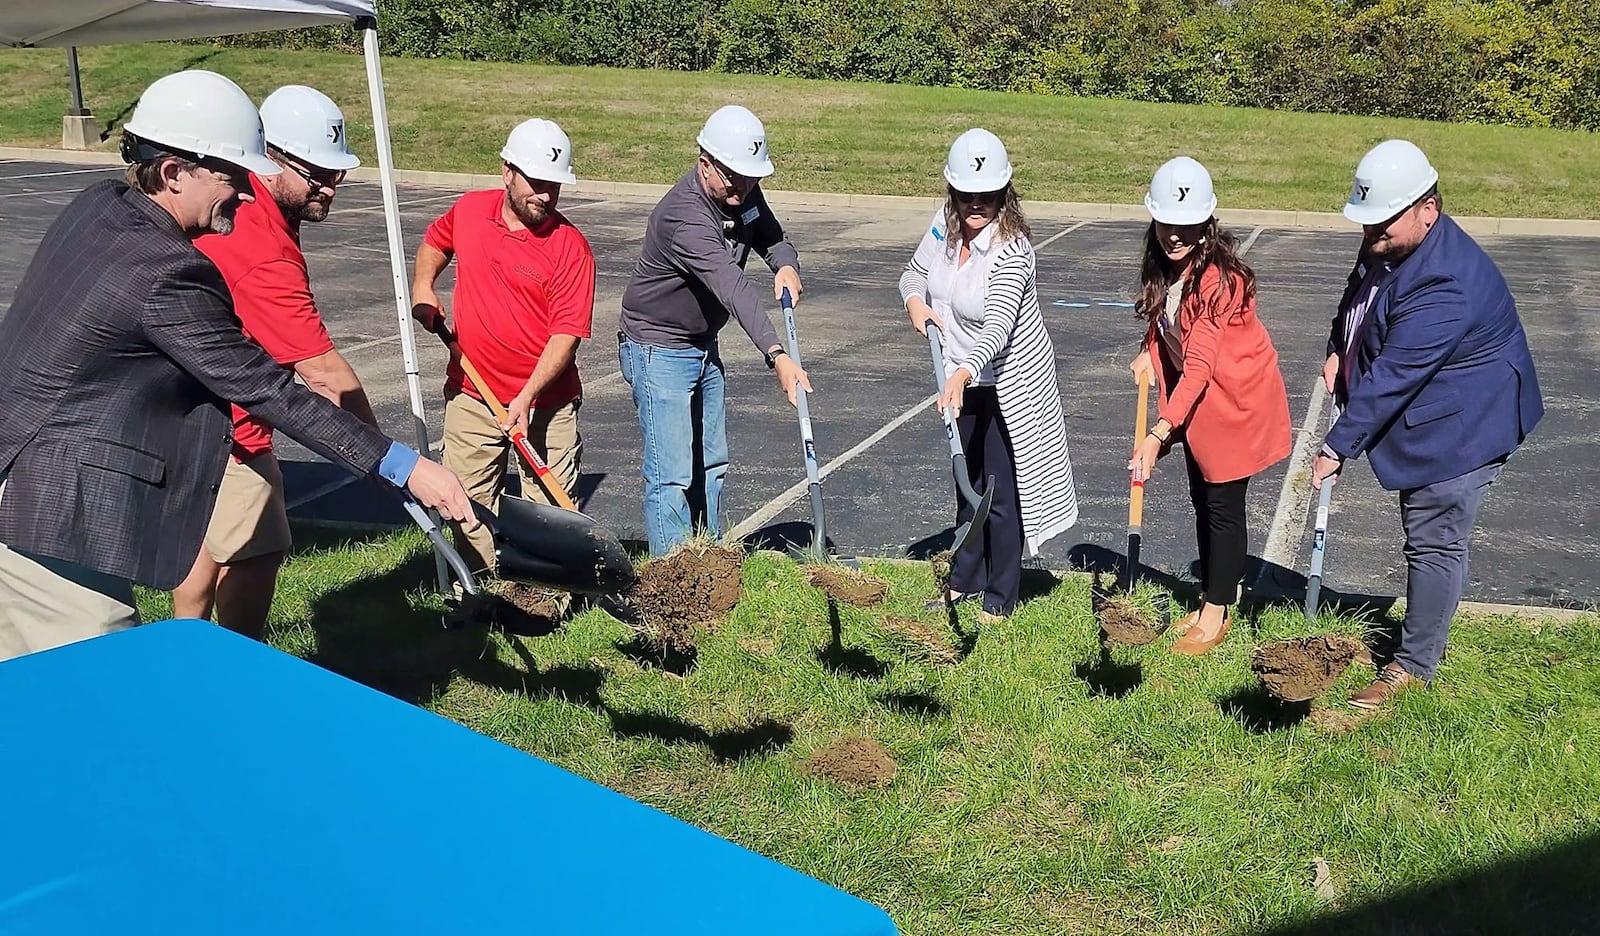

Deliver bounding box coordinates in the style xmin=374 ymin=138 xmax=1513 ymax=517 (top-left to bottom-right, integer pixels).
xmin=1144 ymin=264 xmax=1292 ymax=483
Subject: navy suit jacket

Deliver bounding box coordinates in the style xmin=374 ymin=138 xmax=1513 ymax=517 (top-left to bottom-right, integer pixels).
xmin=1326 ymin=214 xmax=1542 ymax=491
xmin=0 ymin=180 xmax=393 ymax=589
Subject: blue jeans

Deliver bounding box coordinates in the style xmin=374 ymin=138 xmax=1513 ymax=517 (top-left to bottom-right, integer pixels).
xmin=618 ymin=334 xmax=728 ymax=557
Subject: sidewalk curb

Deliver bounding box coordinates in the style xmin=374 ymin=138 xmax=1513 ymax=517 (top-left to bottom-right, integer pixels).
xmin=6 ymin=145 xmax=1599 ymax=237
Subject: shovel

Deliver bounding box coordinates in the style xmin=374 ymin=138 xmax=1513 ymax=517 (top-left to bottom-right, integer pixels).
xmin=1304 ymin=404 xmax=1341 ymax=624
xmin=431 ymin=325 xmax=636 ymax=596
xmin=924 ymin=323 xmax=993 ymax=555
xmin=779 ymin=287 xmax=857 ymax=568
xmin=1095 ymin=366 xmax=1167 ymax=645
xmin=1126 ymin=368 xmax=1151 ymax=593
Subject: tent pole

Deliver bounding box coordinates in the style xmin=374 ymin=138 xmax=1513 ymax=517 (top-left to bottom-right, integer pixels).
xmin=360 ymin=18 xmax=450 ymax=596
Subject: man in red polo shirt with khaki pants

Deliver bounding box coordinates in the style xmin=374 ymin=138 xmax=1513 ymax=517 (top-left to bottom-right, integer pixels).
xmin=411 ymin=118 xmax=596 ymax=596
xmin=174 ymin=85 xmax=378 ymax=638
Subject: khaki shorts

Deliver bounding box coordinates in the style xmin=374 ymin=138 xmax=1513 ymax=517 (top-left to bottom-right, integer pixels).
xmin=202 ymin=453 xmax=292 ymax=564
xmin=442 ymin=392 xmax=581 ymax=574
xmin=0 ymin=477 xmax=141 ymax=662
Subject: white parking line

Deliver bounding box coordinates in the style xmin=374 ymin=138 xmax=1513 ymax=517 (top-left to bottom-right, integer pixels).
xmin=1260 ymin=376 xmax=1330 ymax=575
xmin=1034 ymin=220 xmax=1091 ymax=252
xmin=726 ymin=392 xmax=938 ymax=541
xmin=0 ymin=166 xmax=120 ymax=181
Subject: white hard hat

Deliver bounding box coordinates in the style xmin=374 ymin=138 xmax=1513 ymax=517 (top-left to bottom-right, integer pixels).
xmin=260 ymin=85 xmax=360 ymax=171
xmin=697 ymin=105 xmax=774 ymax=178
xmin=500 ymin=118 xmax=576 ymax=184
xmin=1145 ymin=156 xmax=1217 ymax=225
xmin=943 ymin=128 xmax=1013 ymax=193
xmin=1344 ymin=139 xmax=1439 ymax=225
xmin=122 ymin=69 xmax=278 ymax=176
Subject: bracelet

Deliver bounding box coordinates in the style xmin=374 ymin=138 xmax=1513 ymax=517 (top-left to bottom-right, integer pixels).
xmin=1149 ymin=428 xmax=1171 ymax=444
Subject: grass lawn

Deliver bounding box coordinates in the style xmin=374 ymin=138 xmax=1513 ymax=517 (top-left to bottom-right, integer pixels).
xmin=3 ymin=44 xmax=1598 ymax=219
xmin=135 ymin=523 xmax=1600 ymax=936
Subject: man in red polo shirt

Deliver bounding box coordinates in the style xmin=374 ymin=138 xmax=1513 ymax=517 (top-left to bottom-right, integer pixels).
xmin=174 ymin=85 xmax=377 ymax=638
xmin=411 ymin=118 xmax=596 ymax=581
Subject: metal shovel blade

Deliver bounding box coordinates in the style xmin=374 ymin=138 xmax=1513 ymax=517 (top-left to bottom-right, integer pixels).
xmin=476 ymin=498 xmax=637 ymax=595
xmin=950 ymin=482 xmax=994 ymax=554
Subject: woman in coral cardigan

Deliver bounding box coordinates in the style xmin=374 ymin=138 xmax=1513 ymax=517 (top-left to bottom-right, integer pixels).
xmin=1127 ymin=156 xmax=1292 ymax=655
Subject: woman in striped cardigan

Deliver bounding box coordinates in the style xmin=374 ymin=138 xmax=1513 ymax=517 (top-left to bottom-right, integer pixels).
xmin=900 ymin=129 xmax=1079 ymax=623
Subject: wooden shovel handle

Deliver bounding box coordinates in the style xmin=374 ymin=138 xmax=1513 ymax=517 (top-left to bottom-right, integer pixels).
xmin=1129 ymin=369 xmax=1151 ymax=525
xmin=453 ymin=345 xmax=580 ymax=513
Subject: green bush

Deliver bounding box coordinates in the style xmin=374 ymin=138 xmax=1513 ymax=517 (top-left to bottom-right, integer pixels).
xmin=216 ymin=0 xmax=1600 ymax=130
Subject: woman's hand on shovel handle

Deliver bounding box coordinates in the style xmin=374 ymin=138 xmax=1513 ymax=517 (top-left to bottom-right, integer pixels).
xmin=906 ymin=296 xmax=944 ymax=336
xmin=1128 ymin=432 xmax=1163 ymax=482
xmin=404 ymin=458 xmax=478 ymax=527
xmin=775 ymin=354 xmax=812 ymax=407
xmin=1130 ymin=350 xmax=1154 ymax=386
xmin=940 ymin=367 xmax=973 ymax=417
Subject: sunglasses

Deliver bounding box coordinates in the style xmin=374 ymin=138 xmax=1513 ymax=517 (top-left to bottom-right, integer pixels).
xmin=272 ymin=148 xmax=346 ymax=190
xmin=951 ymin=187 xmax=1005 ymax=206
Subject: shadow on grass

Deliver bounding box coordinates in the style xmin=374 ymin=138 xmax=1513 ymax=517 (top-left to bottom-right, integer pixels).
xmin=875 ymin=689 xmax=949 ymax=717
xmin=1074 ymin=647 xmax=1144 ymax=699
xmin=816 ymin=598 xmax=891 ymax=679
xmin=1245 ymin=831 xmax=1600 ymax=935
xmin=606 ymin=711 xmax=794 ymax=763
xmin=1218 ymin=684 xmax=1311 ymax=733
xmin=615 ymin=634 xmax=699 ymax=676
xmin=298 ymin=531 xmax=791 ymax=761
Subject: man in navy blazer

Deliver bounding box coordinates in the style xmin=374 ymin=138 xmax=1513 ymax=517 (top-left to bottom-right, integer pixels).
xmin=1313 ymin=139 xmax=1543 ymax=709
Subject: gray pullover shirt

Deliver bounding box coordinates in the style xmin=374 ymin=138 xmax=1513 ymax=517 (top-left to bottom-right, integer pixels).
xmin=619 ymin=169 xmax=800 ymax=352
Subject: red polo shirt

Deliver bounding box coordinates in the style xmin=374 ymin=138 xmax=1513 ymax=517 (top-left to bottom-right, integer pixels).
xmin=195 ymin=174 xmax=335 ymax=460
xmin=423 ymin=190 xmax=595 ymax=408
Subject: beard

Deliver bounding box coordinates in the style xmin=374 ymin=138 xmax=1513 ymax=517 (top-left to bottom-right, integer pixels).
xmin=297 ymin=199 xmax=330 ymax=224
xmin=209 ymin=204 xmax=237 ymax=236
xmin=511 ymin=197 xmax=549 ymax=229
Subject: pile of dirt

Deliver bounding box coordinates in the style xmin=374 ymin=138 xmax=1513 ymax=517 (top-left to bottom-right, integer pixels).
xmin=880 ymin=614 xmax=962 ymax=664
xmin=628 ymin=542 xmax=745 ymax=652
xmin=804 ymin=564 xmax=888 ymax=607
xmin=476 ymin=579 xmax=567 ymax=634
xmin=1097 ymin=595 xmax=1163 ymax=646
xmin=803 ymin=736 xmax=898 ymax=789
xmin=1251 ymin=634 xmax=1366 ymax=702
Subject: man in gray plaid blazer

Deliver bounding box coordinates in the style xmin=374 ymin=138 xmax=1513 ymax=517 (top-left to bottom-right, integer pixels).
xmin=0 ymin=69 xmax=475 ymax=661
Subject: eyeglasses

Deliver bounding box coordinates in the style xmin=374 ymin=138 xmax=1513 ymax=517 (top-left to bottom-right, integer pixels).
xmin=271 ymin=148 xmax=346 ymax=190
xmin=704 ymin=156 xmax=753 ymax=191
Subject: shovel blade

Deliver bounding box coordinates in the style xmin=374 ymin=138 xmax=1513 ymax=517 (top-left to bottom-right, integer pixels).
xmin=950 ymin=484 xmax=995 ymax=555
xmin=479 ymin=498 xmax=636 ymax=595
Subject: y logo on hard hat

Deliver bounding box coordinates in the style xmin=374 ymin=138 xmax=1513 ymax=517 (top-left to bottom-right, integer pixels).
xmin=973 ymin=156 xmax=986 ymax=172
xmin=751 ymin=140 xmax=763 ymax=156
xmin=1177 ymin=187 xmax=1190 ymax=201
xmin=328 ymin=124 xmax=342 ymax=145
xmin=550 ymin=147 xmax=563 ymax=162
xmin=1358 ymin=184 xmax=1371 ymax=201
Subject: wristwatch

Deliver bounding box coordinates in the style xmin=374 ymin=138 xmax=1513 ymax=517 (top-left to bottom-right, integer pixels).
xmin=764 ymin=347 xmax=788 ymax=370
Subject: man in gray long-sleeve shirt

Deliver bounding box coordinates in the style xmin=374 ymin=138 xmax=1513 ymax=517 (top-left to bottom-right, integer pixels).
xmin=618 ymin=105 xmax=810 ymax=555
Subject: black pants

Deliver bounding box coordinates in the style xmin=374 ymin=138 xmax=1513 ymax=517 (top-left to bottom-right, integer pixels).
xmin=950 ymin=387 xmax=1023 ymax=615
xmin=1183 ymin=446 xmax=1250 ymax=607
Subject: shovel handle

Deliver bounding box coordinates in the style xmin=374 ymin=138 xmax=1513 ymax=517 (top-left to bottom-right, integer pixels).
xmin=1129 ymin=368 xmax=1151 ymax=526
xmin=925 ymin=325 xmax=988 ymax=510
xmin=438 ymin=326 xmax=580 ymax=513
xmin=400 ymin=498 xmax=478 ymax=596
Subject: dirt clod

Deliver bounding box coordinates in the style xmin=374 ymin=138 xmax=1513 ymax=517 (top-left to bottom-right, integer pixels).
xmin=880 ymin=614 xmax=962 ymax=664
xmin=803 ymin=736 xmax=898 ymax=789
xmin=1097 ymin=595 xmax=1163 ymax=646
xmin=930 ymin=550 xmax=953 ymax=595
xmin=804 ymin=565 xmax=888 ymax=607
xmin=481 ymin=579 xmax=567 ymax=634
xmin=1252 ymin=634 xmax=1366 ymax=702
xmin=628 ymin=542 xmax=744 ymax=652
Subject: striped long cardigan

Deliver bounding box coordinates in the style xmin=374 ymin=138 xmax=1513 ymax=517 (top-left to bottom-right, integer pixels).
xmin=900 ymin=220 xmax=1079 ymax=556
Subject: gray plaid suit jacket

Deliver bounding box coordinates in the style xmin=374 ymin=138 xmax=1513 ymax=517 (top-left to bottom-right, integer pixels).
xmin=0 ymin=179 xmax=392 ymax=590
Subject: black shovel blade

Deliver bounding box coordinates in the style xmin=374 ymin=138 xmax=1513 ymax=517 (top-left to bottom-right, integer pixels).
xmin=476 ymin=498 xmax=636 ymax=595
xmin=950 ymin=482 xmax=995 ymax=555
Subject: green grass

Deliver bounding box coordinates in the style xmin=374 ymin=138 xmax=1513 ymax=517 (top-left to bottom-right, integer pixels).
xmin=136 ymin=524 xmax=1600 ymax=935
xmin=4 ymin=44 xmax=1599 ymax=218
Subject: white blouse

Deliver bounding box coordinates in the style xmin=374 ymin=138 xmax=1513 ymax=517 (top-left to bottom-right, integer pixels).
xmin=900 ymin=210 xmax=1006 ymax=385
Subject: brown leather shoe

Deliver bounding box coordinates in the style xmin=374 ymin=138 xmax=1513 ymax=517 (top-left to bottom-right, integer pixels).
xmin=1171 ymin=610 xmax=1201 ymax=636
xmin=1348 ymin=662 xmax=1422 ymax=710
xmin=1171 ymin=608 xmax=1230 ymax=655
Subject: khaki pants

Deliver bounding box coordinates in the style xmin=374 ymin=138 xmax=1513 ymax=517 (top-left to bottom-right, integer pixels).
xmin=202 ymin=453 xmax=292 ymax=563
xmin=0 ymin=479 xmax=140 ymax=662
xmin=442 ymin=392 xmax=581 ymax=574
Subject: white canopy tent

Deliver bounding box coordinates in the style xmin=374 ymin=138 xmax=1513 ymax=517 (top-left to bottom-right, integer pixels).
xmin=2 ymin=0 xmax=448 ymax=586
